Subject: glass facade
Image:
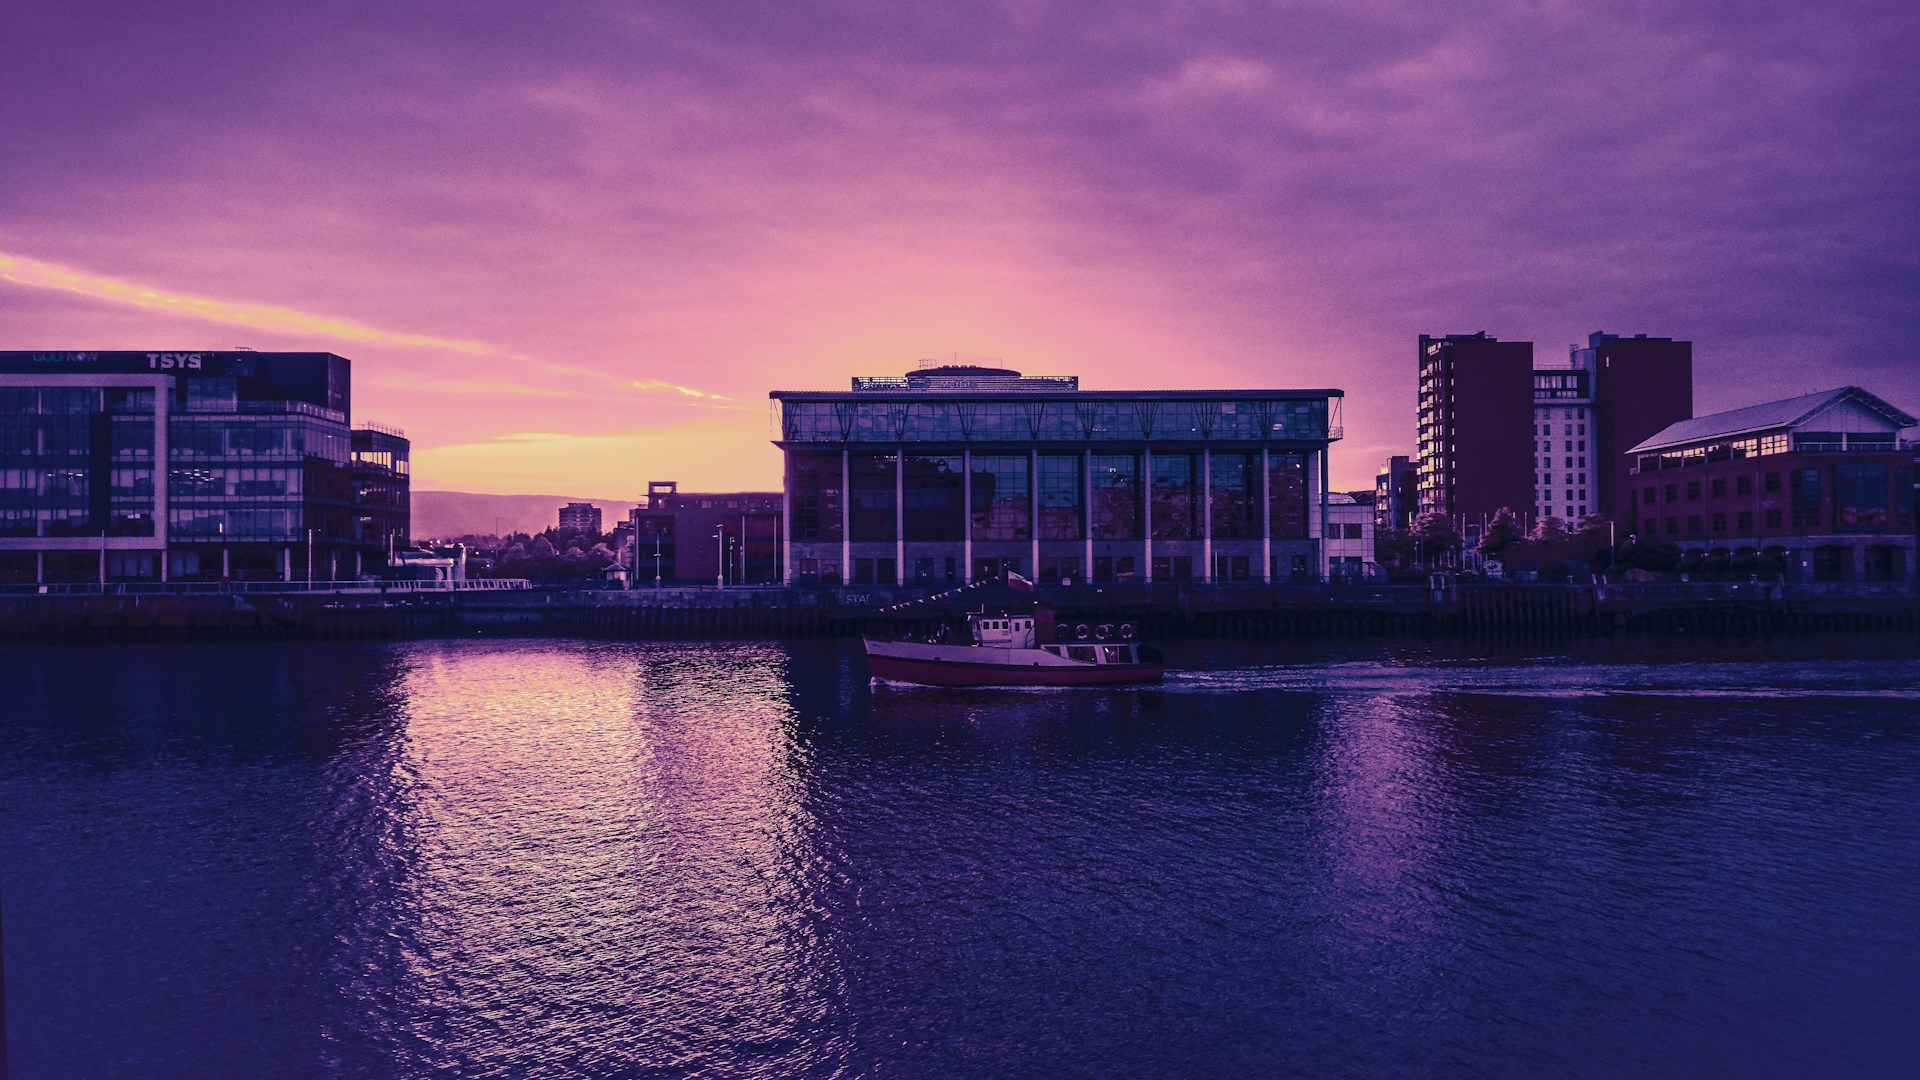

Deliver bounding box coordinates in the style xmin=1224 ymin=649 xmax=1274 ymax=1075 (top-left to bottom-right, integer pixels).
xmin=1 ymin=351 xmax=406 ymax=583
xmin=773 ymin=368 xmax=1341 ymax=584
xmin=903 ymin=453 xmax=963 ymax=541
xmin=788 ymin=452 xmax=843 ymax=542
xmin=1209 ymin=452 xmax=1258 ymax=539
xmin=777 ymin=396 xmax=1332 ymax=444
xmin=1090 ymin=454 xmax=1140 ymax=541
xmin=1037 ymin=454 xmax=1082 ymax=541
xmin=848 ymin=453 xmax=896 ymax=542
xmin=0 ymin=385 xmax=158 ymax=539
xmin=1150 ymin=453 xmax=1196 ymax=541
xmin=969 ymin=455 xmax=1029 ymax=541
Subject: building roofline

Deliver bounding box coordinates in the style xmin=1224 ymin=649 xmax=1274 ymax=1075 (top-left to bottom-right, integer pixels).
xmin=769 ymin=388 xmax=1344 ymax=401
xmin=1628 ymin=386 xmax=1919 ymax=453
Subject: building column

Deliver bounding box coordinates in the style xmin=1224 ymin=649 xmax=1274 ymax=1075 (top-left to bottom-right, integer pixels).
xmin=1201 ymin=446 xmax=1213 ymax=583
xmin=1029 ymin=448 xmax=1039 ymax=582
xmin=222 ymin=546 xmax=231 ymax=580
xmin=840 ymin=449 xmax=851 ymax=586
xmin=962 ymin=447 xmax=973 ymax=581
xmin=329 ymin=549 xmax=337 ymax=582
xmin=781 ymin=453 xmax=794 ymax=585
xmin=36 ymin=550 xmax=44 ymax=585
xmin=1081 ymin=448 xmax=1093 ymax=583
xmin=282 ymin=546 xmax=293 ymax=582
xmin=895 ymin=447 xmax=906 ymax=586
xmin=1261 ymin=446 xmax=1273 ymax=583
xmin=99 ymin=549 xmax=106 ymax=588
xmin=1142 ymin=447 xmax=1153 ymax=582
xmin=159 ymin=549 xmax=169 ymax=584
xmin=1317 ymin=449 xmax=1331 ymax=581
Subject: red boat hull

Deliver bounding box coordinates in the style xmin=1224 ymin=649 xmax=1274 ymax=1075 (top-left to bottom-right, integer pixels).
xmin=867 ymin=653 xmax=1164 ymax=688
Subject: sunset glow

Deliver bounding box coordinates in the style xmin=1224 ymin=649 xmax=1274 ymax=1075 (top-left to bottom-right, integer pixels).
xmin=4 ymin=1 xmax=1913 ymax=499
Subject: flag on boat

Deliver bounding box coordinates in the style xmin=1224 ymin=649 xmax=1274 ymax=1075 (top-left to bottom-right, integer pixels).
xmin=1006 ymin=571 xmax=1034 ymax=592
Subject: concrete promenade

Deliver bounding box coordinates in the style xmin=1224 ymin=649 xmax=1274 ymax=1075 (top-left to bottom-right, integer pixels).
xmin=0 ymin=580 xmax=1914 ymax=643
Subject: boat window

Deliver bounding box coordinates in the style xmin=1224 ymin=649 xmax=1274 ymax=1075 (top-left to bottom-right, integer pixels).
xmin=1101 ymin=645 xmax=1130 ymax=664
xmin=1067 ymin=646 xmax=1098 ymax=663
xmin=1043 ymin=645 xmax=1063 ymax=656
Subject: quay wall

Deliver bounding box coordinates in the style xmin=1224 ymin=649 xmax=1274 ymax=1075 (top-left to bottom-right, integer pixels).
xmin=0 ymin=582 xmax=1915 ymax=645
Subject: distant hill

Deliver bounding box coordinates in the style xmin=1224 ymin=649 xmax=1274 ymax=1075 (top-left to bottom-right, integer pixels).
xmin=411 ymin=491 xmax=640 ymax=540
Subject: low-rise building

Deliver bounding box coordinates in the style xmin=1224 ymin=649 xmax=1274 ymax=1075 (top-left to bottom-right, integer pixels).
xmin=1627 ymin=386 xmax=1917 ymax=581
xmin=771 ymin=361 xmax=1344 ymax=586
xmin=628 ymin=480 xmax=782 ymax=586
xmin=1323 ymin=492 xmax=1376 ymax=579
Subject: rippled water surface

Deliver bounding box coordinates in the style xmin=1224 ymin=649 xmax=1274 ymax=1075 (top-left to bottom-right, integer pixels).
xmin=4 ymin=636 xmax=1919 ymax=1077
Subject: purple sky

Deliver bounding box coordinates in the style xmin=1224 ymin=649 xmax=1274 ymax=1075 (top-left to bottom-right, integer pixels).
xmin=4 ymin=0 xmax=1915 ymax=495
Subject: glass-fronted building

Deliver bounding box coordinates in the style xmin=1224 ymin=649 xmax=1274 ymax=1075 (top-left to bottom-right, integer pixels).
xmin=770 ymin=364 xmax=1343 ymax=586
xmin=0 ymin=350 xmax=408 ymax=584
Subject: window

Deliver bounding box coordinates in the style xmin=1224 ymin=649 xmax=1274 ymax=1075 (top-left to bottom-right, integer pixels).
xmin=970 ymin=454 xmax=1029 ymax=541
xmin=1736 ymin=475 xmax=1752 ymax=495
xmin=1686 ymin=481 xmax=1701 ymax=500
xmin=1764 ymin=508 xmax=1782 ymax=529
xmin=1089 ymin=454 xmax=1140 ymax=540
xmin=1737 ymin=511 xmax=1753 ymax=531
xmin=1834 ymin=461 xmax=1888 ymax=532
xmin=1791 ymin=468 xmax=1822 ymax=529
xmin=1764 ymin=472 xmax=1781 ymax=492
xmin=1712 ymin=513 xmax=1727 ymax=532
xmin=1643 ymin=518 xmax=1656 ymax=534
xmin=1687 ymin=515 xmax=1702 ymax=534
xmin=1150 ymin=453 xmax=1196 ymax=540
xmin=1665 ymin=484 xmax=1678 ymax=501
xmin=1711 ymin=478 xmax=1726 ymax=497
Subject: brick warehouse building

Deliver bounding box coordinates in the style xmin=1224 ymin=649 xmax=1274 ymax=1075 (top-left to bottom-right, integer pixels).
xmin=628 ymin=480 xmax=782 ymax=586
xmin=0 ymin=350 xmax=408 ymax=584
xmin=1628 ymin=386 xmax=1916 ymax=581
xmin=770 ymin=362 xmax=1343 ymax=586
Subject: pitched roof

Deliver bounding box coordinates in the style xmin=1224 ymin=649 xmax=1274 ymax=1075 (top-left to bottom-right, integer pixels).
xmin=1629 ymin=387 xmax=1918 ymax=453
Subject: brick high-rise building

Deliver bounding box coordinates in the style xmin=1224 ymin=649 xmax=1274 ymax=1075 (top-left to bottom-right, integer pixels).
xmin=1582 ymin=331 xmax=1692 ymax=525
xmin=1415 ymin=333 xmax=1534 ymax=528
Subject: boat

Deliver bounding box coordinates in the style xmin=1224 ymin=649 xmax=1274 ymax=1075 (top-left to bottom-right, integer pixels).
xmin=864 ymin=608 xmax=1164 ymax=688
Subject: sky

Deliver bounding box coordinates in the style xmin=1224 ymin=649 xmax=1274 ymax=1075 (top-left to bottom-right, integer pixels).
xmin=3 ymin=0 xmax=1915 ymax=497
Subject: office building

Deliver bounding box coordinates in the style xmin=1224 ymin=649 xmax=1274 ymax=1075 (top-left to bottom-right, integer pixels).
xmin=558 ymin=501 xmax=603 ymax=534
xmin=1323 ymin=493 xmax=1376 ymax=579
xmin=770 ymin=361 xmax=1344 ymax=586
xmin=628 ymin=480 xmax=782 ymax=586
xmin=0 ymin=350 xmax=407 ymax=584
xmin=1628 ymin=386 xmax=1915 ymax=580
xmin=352 ymin=423 xmax=410 ymax=558
xmin=1373 ymin=455 xmax=1415 ymax=533
xmin=1532 ymin=353 xmax=1594 ymax=523
xmin=1416 ymin=333 xmax=1534 ymax=529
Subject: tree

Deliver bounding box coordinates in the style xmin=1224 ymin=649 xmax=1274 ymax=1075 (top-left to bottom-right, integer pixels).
xmin=1529 ymin=515 xmax=1570 ymax=544
xmin=1410 ymin=512 xmax=1462 ymax=564
xmin=1477 ymin=508 xmax=1524 ymax=560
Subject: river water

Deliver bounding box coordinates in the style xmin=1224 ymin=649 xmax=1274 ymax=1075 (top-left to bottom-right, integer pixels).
xmin=3 ymin=636 xmax=1918 ymax=1078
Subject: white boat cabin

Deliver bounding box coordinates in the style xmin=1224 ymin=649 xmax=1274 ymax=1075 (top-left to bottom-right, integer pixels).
xmin=970 ymin=613 xmax=1037 ymax=649
xmin=967 ymin=613 xmax=1145 ymax=666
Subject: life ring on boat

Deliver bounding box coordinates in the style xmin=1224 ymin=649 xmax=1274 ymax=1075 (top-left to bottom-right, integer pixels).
xmin=1118 ymin=622 xmax=1136 ymax=640
xmin=1074 ymin=623 xmax=1091 ymax=640
xmin=1095 ymin=623 xmax=1114 ymax=640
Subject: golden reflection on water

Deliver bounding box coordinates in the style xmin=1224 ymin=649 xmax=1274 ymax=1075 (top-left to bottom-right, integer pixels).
xmin=338 ymin=640 xmax=848 ymax=1070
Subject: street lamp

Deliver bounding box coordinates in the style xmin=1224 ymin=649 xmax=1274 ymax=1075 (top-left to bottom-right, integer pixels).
xmin=714 ymin=527 xmax=725 ymax=588
xmin=653 ymin=532 xmax=663 ymax=588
